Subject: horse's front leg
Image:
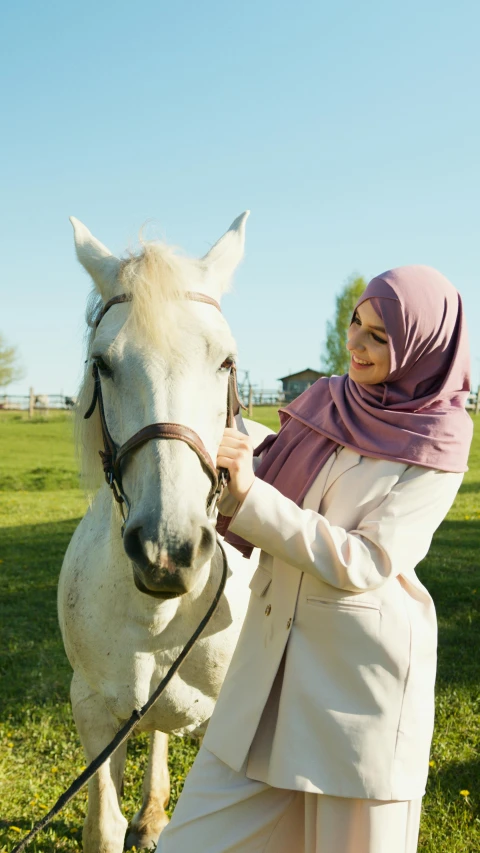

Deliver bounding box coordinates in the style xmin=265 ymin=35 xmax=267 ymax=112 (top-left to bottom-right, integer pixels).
xmin=71 ymin=672 xmax=128 ymax=853
xmin=125 ymin=730 xmax=170 ymax=850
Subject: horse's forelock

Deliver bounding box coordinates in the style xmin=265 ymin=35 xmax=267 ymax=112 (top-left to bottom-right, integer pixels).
xmin=120 ymin=241 xmax=200 ymax=351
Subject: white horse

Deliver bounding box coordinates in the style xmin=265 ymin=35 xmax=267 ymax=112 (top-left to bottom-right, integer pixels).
xmin=35 ymin=394 xmax=49 ymax=409
xmin=58 ymin=213 xmax=271 ymax=853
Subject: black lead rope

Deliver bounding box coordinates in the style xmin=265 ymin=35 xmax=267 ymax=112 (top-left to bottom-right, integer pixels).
xmin=10 ymin=539 xmax=229 ymax=853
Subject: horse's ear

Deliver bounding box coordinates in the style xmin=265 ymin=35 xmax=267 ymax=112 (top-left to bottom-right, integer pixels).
xmin=201 ymin=211 xmax=249 ymax=293
xmin=70 ymin=217 xmax=121 ymax=302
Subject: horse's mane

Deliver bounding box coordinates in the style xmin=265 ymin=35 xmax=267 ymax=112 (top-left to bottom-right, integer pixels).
xmin=75 ymin=240 xmax=210 ymax=494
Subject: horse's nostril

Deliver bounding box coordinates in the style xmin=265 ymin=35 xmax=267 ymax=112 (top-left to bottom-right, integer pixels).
xmin=167 ymin=540 xmax=194 ymax=568
xmin=195 ymin=525 xmax=216 ymax=564
xmin=123 ymin=526 xmax=144 ymax=564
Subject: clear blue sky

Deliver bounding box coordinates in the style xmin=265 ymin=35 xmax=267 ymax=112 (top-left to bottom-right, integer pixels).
xmin=2 ymin=0 xmax=480 ymax=397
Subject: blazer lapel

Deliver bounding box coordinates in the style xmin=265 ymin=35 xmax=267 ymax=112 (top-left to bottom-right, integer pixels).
xmin=323 ymin=447 xmax=362 ymax=496
xmin=302 ymin=451 xmax=337 ymax=511
xmin=301 ymin=448 xmax=364 ymax=513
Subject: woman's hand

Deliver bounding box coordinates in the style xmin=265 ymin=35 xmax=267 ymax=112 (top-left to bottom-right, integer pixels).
xmin=216 ymin=427 xmax=256 ymax=503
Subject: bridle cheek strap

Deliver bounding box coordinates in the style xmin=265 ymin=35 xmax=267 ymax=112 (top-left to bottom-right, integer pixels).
xmin=84 ymin=291 xmax=246 ymax=520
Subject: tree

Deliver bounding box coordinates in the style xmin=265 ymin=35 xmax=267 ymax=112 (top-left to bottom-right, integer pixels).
xmin=321 ymin=274 xmax=367 ymax=376
xmin=0 ymin=333 xmax=24 ymax=388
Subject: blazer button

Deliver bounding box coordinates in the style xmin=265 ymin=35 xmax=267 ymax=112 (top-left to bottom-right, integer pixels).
xmin=286 ymin=618 xmax=292 ymax=629
xmin=265 ymin=604 xmax=272 ymax=616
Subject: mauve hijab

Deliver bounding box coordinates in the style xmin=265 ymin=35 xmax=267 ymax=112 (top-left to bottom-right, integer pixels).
xmin=217 ymin=266 xmax=473 ymax=557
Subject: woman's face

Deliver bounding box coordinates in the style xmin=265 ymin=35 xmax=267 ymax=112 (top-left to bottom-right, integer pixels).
xmin=346 ymin=299 xmax=390 ymax=385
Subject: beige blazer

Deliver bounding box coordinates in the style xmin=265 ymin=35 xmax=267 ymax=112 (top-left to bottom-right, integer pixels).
xmin=204 ymin=447 xmax=462 ymax=800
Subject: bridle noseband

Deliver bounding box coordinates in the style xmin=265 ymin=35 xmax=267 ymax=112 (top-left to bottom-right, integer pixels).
xmin=84 ymin=291 xmax=245 ymax=524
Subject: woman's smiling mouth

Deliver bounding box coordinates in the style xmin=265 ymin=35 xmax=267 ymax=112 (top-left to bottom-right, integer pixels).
xmin=351 ymin=354 xmax=374 ymax=369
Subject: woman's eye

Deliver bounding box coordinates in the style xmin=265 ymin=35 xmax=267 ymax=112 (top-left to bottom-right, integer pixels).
xmin=219 ymin=357 xmax=234 ymax=372
xmin=93 ymin=356 xmax=113 ymax=376
xmin=351 ymin=313 xmax=387 ymax=343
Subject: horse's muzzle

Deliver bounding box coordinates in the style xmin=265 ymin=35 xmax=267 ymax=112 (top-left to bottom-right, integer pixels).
xmin=124 ymin=523 xmax=216 ymax=597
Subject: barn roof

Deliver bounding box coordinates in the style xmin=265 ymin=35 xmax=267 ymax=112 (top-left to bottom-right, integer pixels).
xmin=278 ymin=368 xmax=326 ymax=382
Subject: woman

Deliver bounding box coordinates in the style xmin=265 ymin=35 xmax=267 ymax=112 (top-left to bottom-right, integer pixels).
xmin=156 ymin=265 xmax=472 ymax=853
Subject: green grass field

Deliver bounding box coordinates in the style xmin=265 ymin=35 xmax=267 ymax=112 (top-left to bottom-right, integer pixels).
xmin=0 ymin=408 xmax=478 ymax=851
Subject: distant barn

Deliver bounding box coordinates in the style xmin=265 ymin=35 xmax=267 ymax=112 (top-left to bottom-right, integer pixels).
xmin=278 ymin=368 xmax=326 ymax=402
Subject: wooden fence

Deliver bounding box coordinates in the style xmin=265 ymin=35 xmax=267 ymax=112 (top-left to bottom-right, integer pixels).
xmin=0 ymin=389 xmax=77 ymax=417
xmin=2 ymin=385 xmax=479 ymax=419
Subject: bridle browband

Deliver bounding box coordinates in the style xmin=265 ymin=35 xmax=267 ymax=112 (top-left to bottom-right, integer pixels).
xmin=84 ymin=290 xmax=245 ymax=523
xmin=93 ymin=292 xmax=222 ymax=329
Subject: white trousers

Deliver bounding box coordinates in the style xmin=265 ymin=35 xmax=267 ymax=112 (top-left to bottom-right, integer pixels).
xmin=156 ymin=745 xmax=422 ymax=853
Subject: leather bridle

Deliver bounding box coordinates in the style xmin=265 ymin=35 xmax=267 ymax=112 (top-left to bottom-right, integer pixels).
xmin=84 ymin=291 xmax=245 ymax=524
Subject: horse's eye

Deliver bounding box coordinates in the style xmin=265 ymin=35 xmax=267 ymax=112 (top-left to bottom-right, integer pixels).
xmin=93 ymin=356 xmax=113 ymax=377
xmin=219 ymin=357 xmax=234 ymax=372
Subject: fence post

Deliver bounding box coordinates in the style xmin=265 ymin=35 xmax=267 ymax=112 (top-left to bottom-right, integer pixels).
xmin=248 ymin=386 xmax=253 ymax=418
xmin=29 ymin=387 xmax=35 ymax=419
xmin=476 ymin=384 xmax=480 ymax=416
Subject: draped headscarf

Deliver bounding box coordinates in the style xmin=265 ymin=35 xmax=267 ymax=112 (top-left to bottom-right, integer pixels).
xmin=217 ymin=266 xmax=473 ymax=557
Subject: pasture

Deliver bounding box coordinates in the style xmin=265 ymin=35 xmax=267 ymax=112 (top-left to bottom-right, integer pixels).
xmin=0 ymin=409 xmax=478 ymax=852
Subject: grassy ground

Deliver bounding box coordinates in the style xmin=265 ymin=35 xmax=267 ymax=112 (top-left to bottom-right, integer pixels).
xmin=0 ymin=412 xmax=79 ymax=491
xmin=0 ymin=409 xmax=478 ymax=851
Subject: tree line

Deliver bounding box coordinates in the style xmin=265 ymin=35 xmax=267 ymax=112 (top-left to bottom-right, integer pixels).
xmin=321 ymin=274 xmax=367 ymax=375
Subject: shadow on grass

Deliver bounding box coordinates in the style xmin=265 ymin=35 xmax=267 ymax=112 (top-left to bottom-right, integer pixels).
xmin=417 ymin=520 xmax=480 ymax=689
xmin=0 ymin=817 xmax=80 ymax=833
xmin=0 ymin=816 xmax=82 ymax=852
xmin=0 ymin=516 xmax=82 ymax=720
xmin=457 ymin=480 xmax=480 ymax=495
xmin=426 ymin=754 xmax=479 ymax=814
xmin=0 ymin=467 xmax=80 ymax=491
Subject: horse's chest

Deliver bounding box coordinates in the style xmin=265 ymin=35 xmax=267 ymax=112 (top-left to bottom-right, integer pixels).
xmin=67 ymin=600 xmax=232 ymax=732
xmin=99 ymin=645 xmax=224 ymax=734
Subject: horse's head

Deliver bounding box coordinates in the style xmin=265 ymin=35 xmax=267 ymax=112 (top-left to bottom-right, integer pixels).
xmin=73 ymin=213 xmax=249 ymax=598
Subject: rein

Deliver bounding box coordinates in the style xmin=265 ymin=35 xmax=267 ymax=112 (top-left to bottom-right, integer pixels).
xmin=11 ymin=290 xmax=244 ymax=853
